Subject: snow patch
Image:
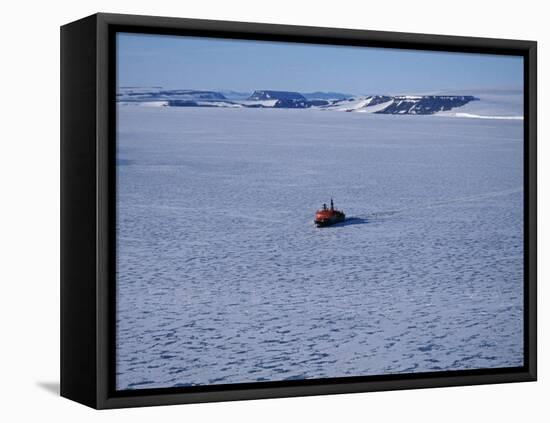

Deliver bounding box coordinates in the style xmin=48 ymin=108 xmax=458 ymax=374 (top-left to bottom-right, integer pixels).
xmin=449 ymin=113 xmax=523 ymax=120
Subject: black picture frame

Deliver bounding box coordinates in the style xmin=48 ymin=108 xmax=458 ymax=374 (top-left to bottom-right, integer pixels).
xmin=61 ymin=12 xmax=537 ymax=409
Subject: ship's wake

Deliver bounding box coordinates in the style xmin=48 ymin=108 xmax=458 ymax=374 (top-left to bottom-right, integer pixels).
xmin=358 ymin=187 xmax=523 ymax=223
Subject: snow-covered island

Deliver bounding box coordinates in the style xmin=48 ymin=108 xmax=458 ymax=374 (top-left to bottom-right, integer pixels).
xmin=117 ymin=88 xmax=480 ymax=115
xmin=117 ymin=88 xmax=523 ymax=119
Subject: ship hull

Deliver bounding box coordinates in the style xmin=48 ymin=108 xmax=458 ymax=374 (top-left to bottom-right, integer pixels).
xmin=314 ymin=214 xmax=345 ymax=227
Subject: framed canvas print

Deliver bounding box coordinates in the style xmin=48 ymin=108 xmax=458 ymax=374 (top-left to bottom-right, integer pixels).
xmin=60 ymin=13 xmax=537 ymax=409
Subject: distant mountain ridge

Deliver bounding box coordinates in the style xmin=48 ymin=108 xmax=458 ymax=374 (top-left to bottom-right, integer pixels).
xmin=117 ymin=88 xmax=482 ymax=115
xmin=248 ymin=90 xmax=306 ymax=101
xmin=302 ymin=91 xmax=353 ymax=100
xmin=117 ymin=88 xmax=227 ymax=101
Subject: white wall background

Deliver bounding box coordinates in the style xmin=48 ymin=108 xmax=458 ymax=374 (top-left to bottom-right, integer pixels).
xmin=0 ymin=0 xmax=546 ymax=420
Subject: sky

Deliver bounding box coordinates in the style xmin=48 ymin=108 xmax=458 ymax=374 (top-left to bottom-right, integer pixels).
xmin=117 ymin=32 xmax=523 ymax=95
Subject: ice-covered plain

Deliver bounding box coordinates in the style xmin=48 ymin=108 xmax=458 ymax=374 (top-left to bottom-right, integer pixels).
xmin=116 ymin=106 xmax=524 ymax=390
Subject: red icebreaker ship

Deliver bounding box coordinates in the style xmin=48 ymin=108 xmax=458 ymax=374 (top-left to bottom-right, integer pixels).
xmin=314 ymin=199 xmax=345 ymax=227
